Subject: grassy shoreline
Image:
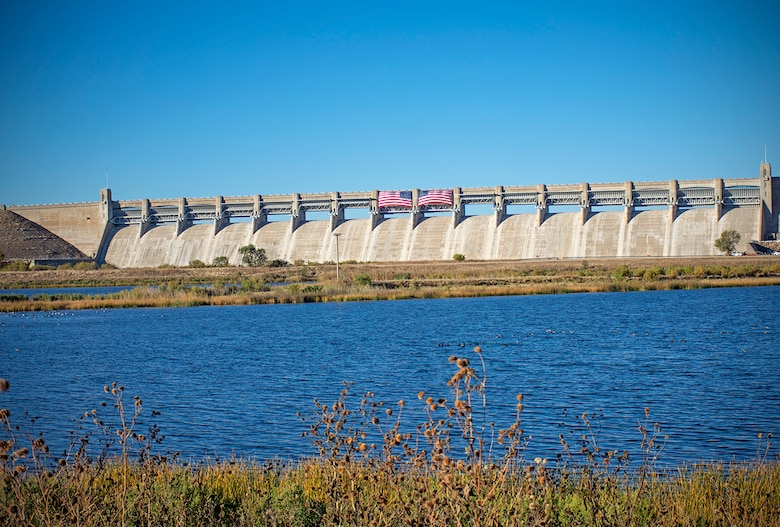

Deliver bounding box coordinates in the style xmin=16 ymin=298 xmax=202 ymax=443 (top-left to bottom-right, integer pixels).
xmin=2 ymin=350 xmax=778 ymax=526
xmin=3 ymin=455 xmax=778 ymax=526
xmin=2 ymin=257 xmax=780 ymax=311
xmin=3 ymin=265 xmax=779 ymax=524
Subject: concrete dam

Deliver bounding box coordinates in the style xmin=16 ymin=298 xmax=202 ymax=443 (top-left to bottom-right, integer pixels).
xmin=6 ymin=162 xmax=778 ymax=268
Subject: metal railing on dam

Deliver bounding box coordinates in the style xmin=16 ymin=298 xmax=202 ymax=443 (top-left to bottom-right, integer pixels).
xmin=108 ymin=177 xmax=767 ymax=237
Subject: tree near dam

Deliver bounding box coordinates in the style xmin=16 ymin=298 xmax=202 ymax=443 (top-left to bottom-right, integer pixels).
xmin=715 ymin=229 xmax=742 ymax=255
xmin=238 ymin=244 xmax=268 ymax=267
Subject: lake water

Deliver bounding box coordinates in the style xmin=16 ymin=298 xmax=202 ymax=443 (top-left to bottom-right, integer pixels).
xmin=1 ymin=286 xmax=778 ymax=467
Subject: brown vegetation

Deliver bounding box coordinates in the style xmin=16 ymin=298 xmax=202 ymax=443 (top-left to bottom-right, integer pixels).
xmin=1 ymin=349 xmax=778 ymax=526
xmin=2 ymin=257 xmax=780 ymax=311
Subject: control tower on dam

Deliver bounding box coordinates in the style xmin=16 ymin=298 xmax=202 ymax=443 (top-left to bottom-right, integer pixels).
xmin=6 ymin=162 xmax=778 ymax=268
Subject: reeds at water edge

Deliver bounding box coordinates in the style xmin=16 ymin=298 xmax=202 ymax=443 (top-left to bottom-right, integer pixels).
xmin=1 ymin=345 xmax=778 ymax=526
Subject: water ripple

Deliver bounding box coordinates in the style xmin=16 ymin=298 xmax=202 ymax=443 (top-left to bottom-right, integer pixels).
xmin=1 ymin=286 xmax=778 ymax=465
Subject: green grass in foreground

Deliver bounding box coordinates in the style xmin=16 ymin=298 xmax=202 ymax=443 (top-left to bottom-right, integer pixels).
xmin=1 ymin=351 xmax=779 ymax=526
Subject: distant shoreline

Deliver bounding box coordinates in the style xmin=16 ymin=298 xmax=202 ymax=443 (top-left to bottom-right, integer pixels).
xmin=2 ymin=256 xmax=779 ymax=312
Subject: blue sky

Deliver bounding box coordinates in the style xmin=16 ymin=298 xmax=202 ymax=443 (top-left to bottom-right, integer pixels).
xmin=1 ymin=1 xmax=778 ymax=206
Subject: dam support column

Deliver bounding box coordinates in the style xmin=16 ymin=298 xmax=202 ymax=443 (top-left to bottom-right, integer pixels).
xmin=669 ymin=180 xmax=678 ymax=223
xmin=214 ymin=196 xmax=230 ymax=235
xmin=411 ymin=189 xmax=423 ymax=229
xmin=580 ymin=182 xmax=591 ymax=224
xmin=330 ymin=192 xmax=344 ymax=231
xmin=624 ymin=181 xmax=634 ymax=223
xmin=251 ymin=194 xmax=266 ymax=234
xmin=291 ymin=193 xmax=305 ymax=232
xmin=94 ymin=188 xmax=115 ymax=262
xmin=452 ymin=187 xmax=464 ymax=228
xmin=139 ymin=198 xmax=152 ymax=237
xmin=760 ymin=161 xmax=773 ymax=240
xmin=494 ymin=186 xmax=506 ymax=227
xmin=536 ymin=185 xmax=548 ymax=226
xmin=713 ymin=178 xmax=724 ymax=223
xmin=370 ymin=190 xmax=383 ymax=230
xmin=176 ymin=197 xmax=192 ymax=236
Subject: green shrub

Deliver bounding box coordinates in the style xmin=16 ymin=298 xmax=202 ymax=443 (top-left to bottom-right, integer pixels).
xmin=241 ymin=277 xmax=270 ymax=292
xmin=73 ymin=261 xmax=99 ymax=270
xmin=641 ymin=265 xmax=665 ymax=281
xmin=453 ymin=253 xmax=466 ymax=261
xmin=212 ymin=256 xmax=230 ymax=267
xmin=611 ymin=265 xmax=632 ymax=280
xmin=33 ymin=293 xmax=86 ymax=301
xmin=189 ymin=259 xmax=206 ymax=268
xmin=238 ymin=245 xmax=267 ymax=267
xmin=0 ymin=294 xmax=28 ymax=301
xmin=354 ymin=273 xmax=372 ymax=286
xmin=678 ymin=266 xmax=694 ymax=276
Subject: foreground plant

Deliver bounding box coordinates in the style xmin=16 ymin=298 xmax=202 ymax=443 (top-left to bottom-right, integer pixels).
xmin=1 ymin=351 xmax=779 ymax=526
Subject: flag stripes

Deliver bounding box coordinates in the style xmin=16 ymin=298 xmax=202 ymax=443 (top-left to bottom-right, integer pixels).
xmin=377 ymin=191 xmax=413 ymax=208
xmin=418 ymin=189 xmax=453 ymax=206
xmin=377 ymin=189 xmax=453 ymax=208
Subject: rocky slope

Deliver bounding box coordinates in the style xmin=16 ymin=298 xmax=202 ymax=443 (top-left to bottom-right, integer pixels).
xmin=0 ymin=209 xmax=86 ymax=261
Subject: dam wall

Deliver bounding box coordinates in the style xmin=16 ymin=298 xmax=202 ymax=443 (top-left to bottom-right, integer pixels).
xmin=6 ymin=164 xmax=778 ymax=268
xmin=102 ymin=206 xmax=761 ymax=268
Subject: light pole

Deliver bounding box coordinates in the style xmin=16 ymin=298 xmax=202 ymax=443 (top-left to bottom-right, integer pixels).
xmin=333 ymin=232 xmax=341 ymax=281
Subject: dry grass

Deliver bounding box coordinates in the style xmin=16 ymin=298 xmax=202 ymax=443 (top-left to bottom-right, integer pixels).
xmin=1 ymin=349 xmax=779 ymax=526
xmin=2 ymin=258 xmax=780 ymax=312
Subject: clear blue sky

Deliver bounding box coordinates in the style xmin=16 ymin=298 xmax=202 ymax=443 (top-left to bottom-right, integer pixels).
xmin=1 ymin=1 xmax=778 ymax=206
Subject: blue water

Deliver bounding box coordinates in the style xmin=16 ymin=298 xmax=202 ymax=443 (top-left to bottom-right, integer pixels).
xmin=0 ymin=286 xmax=778 ymax=466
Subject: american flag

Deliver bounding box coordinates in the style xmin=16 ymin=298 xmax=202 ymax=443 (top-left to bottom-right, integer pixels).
xmin=378 ymin=190 xmax=412 ymax=208
xmin=418 ymin=189 xmax=454 ymax=207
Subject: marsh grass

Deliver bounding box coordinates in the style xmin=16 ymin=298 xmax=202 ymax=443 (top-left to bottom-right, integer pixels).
xmin=2 ymin=348 xmax=779 ymax=526
xmin=4 ymin=275 xmax=780 ymax=312
xmin=3 ymin=259 xmax=780 ymax=311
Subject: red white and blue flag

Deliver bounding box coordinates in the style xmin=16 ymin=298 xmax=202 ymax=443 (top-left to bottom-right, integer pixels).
xmin=378 ymin=190 xmax=412 ymax=208
xmin=418 ymin=189 xmax=454 ymax=207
